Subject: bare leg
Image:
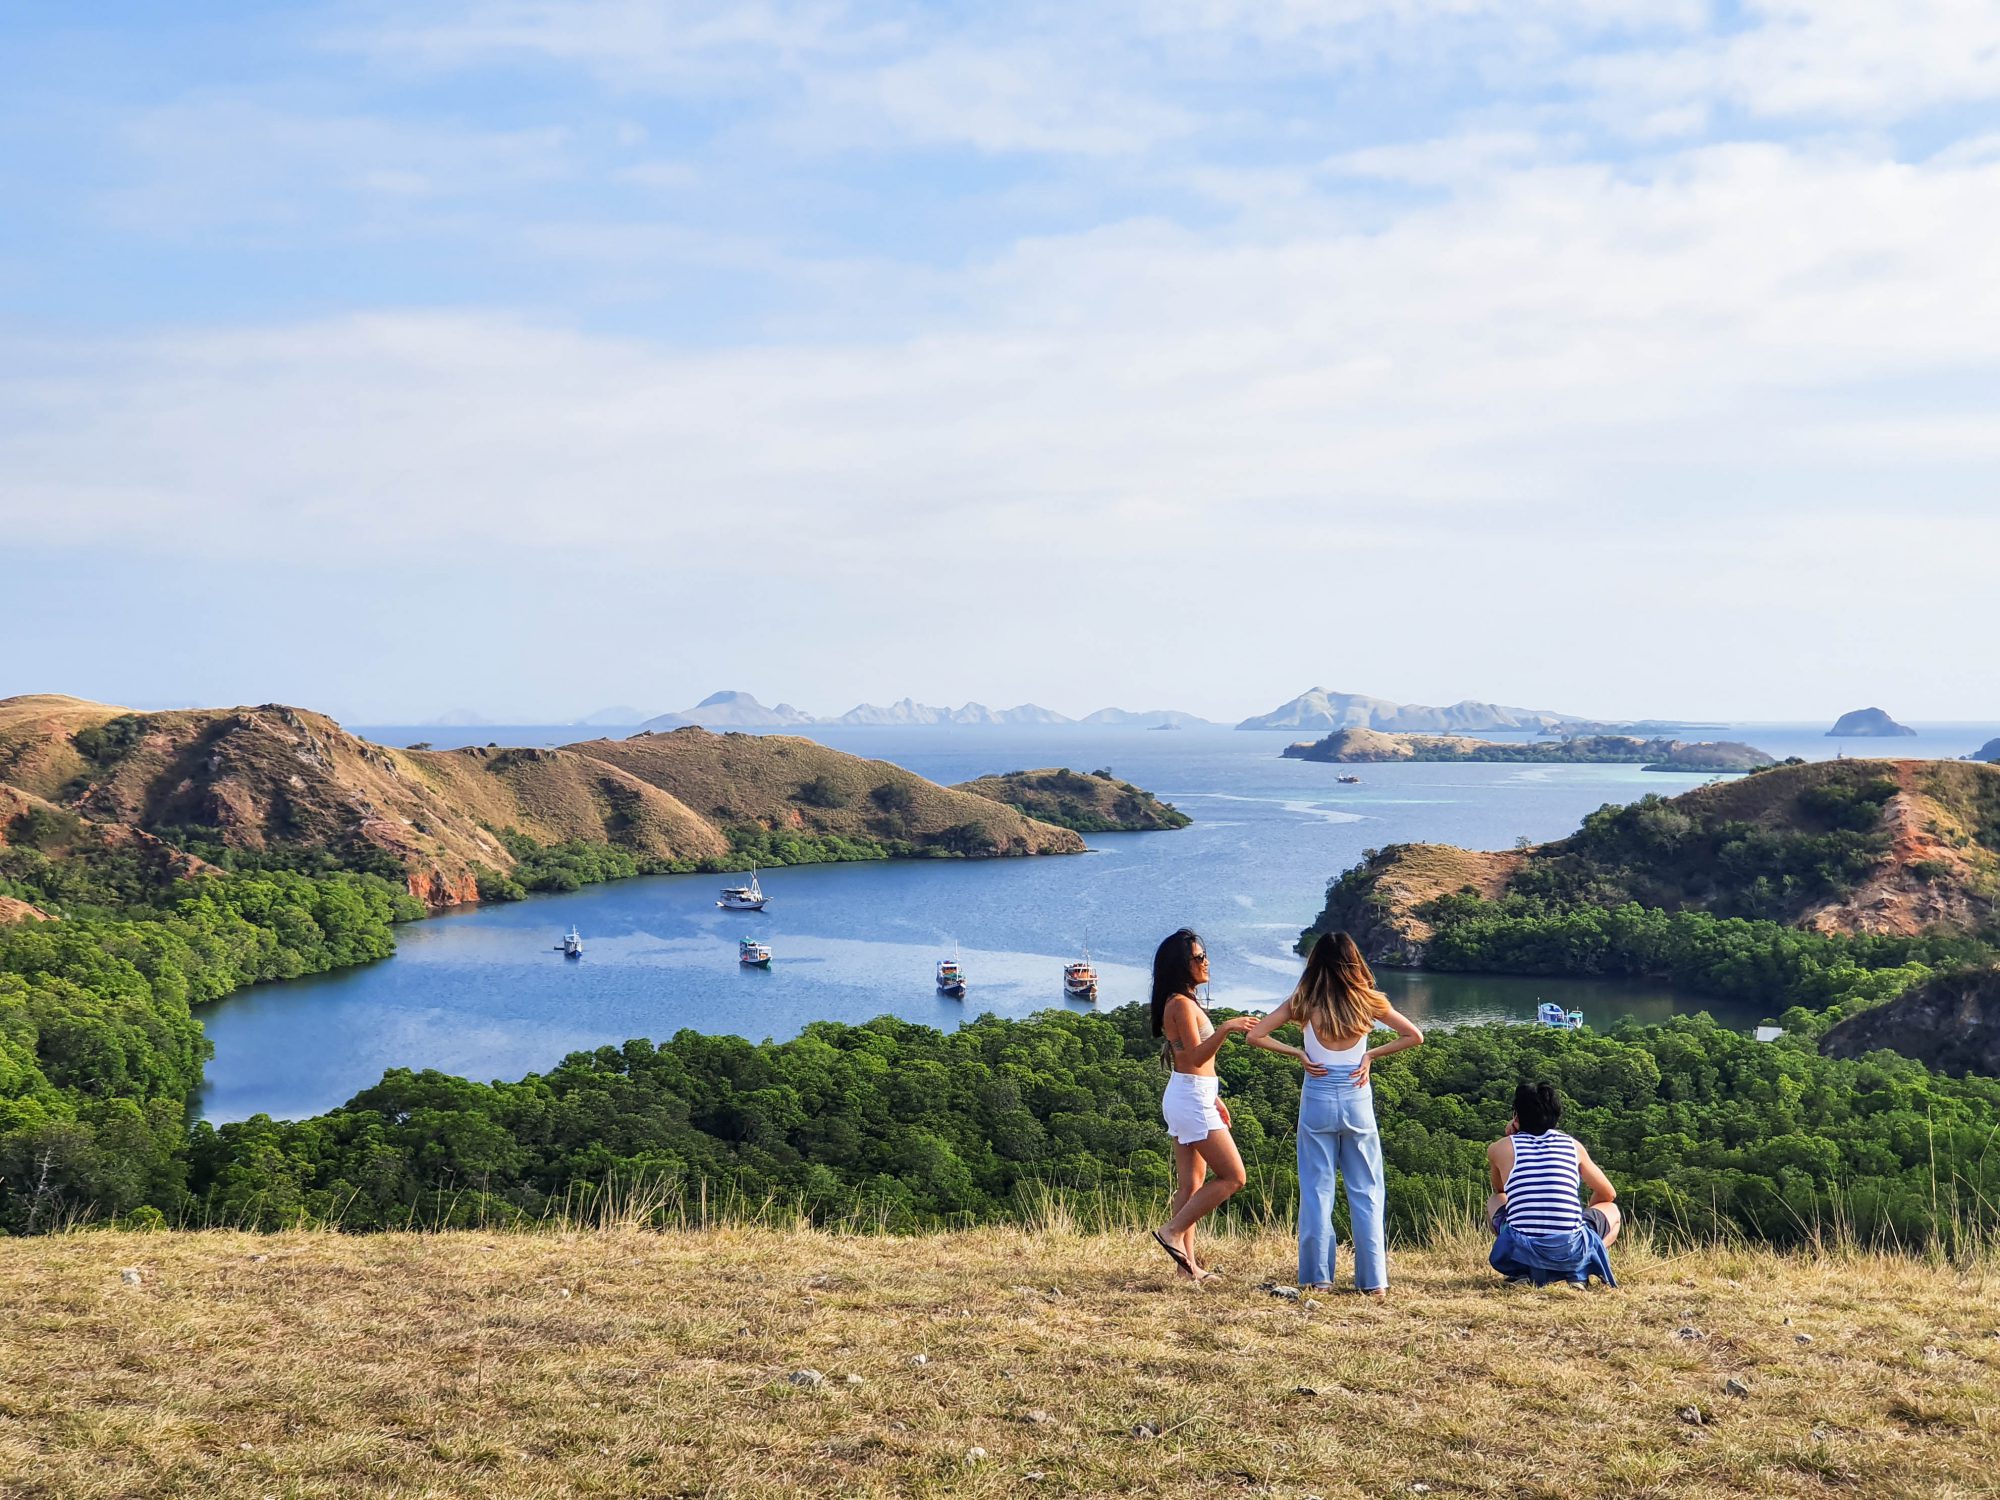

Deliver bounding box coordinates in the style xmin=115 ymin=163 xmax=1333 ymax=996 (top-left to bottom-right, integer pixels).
xmin=1486 ymin=1192 xmax=1507 ymax=1234
xmin=1595 ymin=1200 xmax=1623 ymax=1248
xmin=1172 ymin=1140 xmax=1208 ymax=1273
xmin=1161 ymin=1129 xmax=1247 ymax=1245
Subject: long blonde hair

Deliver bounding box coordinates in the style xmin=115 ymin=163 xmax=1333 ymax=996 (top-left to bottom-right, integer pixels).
xmin=1290 ymin=931 xmax=1385 ymax=1045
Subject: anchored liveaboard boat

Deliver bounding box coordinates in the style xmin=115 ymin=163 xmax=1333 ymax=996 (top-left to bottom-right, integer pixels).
xmin=739 ymin=936 xmax=772 ymax=969
xmin=936 ymin=958 xmax=967 ymax=999
xmin=718 ymin=869 xmax=768 ymax=911
xmin=555 ymin=926 xmax=583 ymax=958
xmin=1063 ymin=951 xmax=1099 ymax=1003
xmin=1537 ymin=1001 xmax=1584 ymax=1029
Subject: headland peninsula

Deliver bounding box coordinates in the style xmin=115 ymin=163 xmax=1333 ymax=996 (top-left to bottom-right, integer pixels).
xmin=1280 ymin=727 xmax=1777 ymax=772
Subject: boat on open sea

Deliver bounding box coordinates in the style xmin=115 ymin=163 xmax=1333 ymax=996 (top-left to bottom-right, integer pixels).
xmin=1537 ymin=1001 xmax=1583 ymax=1029
xmin=936 ymin=958 xmax=967 ymax=999
xmin=1336 ymin=774 xmax=1361 ymax=784
xmin=718 ymin=869 xmax=768 ymax=911
xmin=739 ymin=936 xmax=772 ymax=969
xmin=1063 ymin=951 xmax=1099 ymax=1003
xmin=555 ymin=926 xmax=583 ymax=958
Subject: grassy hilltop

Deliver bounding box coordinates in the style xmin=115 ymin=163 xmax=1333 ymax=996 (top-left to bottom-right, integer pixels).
xmin=4 ymin=1223 xmax=1995 ymax=1499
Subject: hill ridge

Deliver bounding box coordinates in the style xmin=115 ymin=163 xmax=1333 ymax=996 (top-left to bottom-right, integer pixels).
xmin=0 ymin=695 xmax=1085 ymax=912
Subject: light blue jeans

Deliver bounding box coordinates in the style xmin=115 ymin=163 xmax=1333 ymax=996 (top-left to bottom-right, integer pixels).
xmin=1297 ymin=1072 xmax=1387 ymax=1290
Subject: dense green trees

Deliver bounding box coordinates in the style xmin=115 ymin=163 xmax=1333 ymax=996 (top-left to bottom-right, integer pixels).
xmin=179 ymin=1005 xmax=2000 ymax=1248
xmin=0 ymin=871 xmax=418 ymax=1231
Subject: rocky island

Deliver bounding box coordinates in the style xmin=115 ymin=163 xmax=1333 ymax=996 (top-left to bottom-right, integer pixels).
xmin=1827 ymin=706 xmax=1917 ymax=737
xmin=950 ymin=767 xmax=1192 ymax=833
xmin=1966 ymin=737 xmax=2000 ymax=764
xmin=1280 ymin=727 xmax=1775 ymax=772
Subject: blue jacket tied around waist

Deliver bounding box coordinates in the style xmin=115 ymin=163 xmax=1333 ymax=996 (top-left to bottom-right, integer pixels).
xmin=1490 ymin=1222 xmax=1616 ymax=1287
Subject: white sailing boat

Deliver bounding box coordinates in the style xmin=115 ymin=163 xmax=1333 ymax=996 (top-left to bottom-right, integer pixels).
xmin=717 ymin=868 xmax=768 ymax=911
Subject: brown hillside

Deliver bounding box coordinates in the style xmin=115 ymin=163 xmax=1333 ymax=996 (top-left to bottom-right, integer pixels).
xmin=0 ymin=693 xmax=128 ymax=800
xmin=1798 ymin=761 xmax=2000 ymax=937
xmin=1308 ymin=844 xmax=1521 ymax=964
xmin=0 ymin=700 xmax=723 ymax=909
xmin=0 ymin=698 xmax=1088 ymax=913
xmin=1313 ymin=758 xmax=2000 ymax=961
xmin=0 ymin=782 xmax=215 ymax=891
xmin=573 ymin=731 xmax=1085 ymax=856
xmin=405 ymin=745 xmax=728 ymax=867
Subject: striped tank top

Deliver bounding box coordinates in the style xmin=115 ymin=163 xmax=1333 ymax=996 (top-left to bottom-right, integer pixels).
xmin=1504 ymin=1130 xmax=1583 ymax=1235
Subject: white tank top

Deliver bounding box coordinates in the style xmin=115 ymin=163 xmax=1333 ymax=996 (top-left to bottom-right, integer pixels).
xmin=1301 ymin=1023 xmax=1368 ymax=1066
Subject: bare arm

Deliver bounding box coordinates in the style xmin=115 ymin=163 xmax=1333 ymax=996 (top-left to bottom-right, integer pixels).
xmin=1348 ymin=1005 xmax=1425 ymax=1086
xmin=1487 ymin=1137 xmax=1513 ymax=1194
xmin=1245 ymin=999 xmax=1329 ymax=1077
xmin=1577 ymin=1144 xmax=1617 ymax=1207
xmin=1162 ymin=997 xmax=1251 ymax=1070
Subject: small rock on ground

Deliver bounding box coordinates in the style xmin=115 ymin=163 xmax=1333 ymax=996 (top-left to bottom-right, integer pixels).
xmin=787 ymin=1370 xmax=824 ymax=1389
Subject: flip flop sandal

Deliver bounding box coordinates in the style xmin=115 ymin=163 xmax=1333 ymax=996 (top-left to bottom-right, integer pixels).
xmin=1150 ymin=1229 xmax=1195 ymax=1277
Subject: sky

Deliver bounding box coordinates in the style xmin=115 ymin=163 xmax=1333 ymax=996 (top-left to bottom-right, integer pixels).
xmin=3 ymin=1 xmax=1996 ymax=725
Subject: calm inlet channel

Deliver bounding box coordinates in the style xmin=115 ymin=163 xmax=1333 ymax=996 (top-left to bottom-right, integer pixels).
xmin=199 ymin=720 xmax=1981 ymax=1122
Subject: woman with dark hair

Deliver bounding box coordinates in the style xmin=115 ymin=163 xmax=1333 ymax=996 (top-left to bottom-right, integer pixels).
xmin=1486 ymin=1081 xmax=1620 ymax=1287
xmin=1244 ymin=931 xmax=1423 ymax=1295
xmin=1149 ymin=928 xmax=1257 ymax=1281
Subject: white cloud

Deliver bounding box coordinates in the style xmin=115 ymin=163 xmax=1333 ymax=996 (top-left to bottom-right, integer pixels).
xmin=13 ymin=140 xmax=2000 ymax=574
xmin=1576 ymin=0 xmax=2000 ymax=125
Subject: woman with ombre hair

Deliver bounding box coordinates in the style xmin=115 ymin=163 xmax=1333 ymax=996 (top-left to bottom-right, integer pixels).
xmin=1245 ymin=932 xmax=1423 ymax=1295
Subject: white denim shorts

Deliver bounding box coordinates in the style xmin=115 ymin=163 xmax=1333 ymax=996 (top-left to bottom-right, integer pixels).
xmin=1161 ymin=1072 xmax=1226 ymax=1144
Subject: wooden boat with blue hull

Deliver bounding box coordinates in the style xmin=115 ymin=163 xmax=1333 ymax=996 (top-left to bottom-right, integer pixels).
xmin=555 ymin=926 xmax=584 ymax=958
xmin=1537 ymin=1000 xmax=1583 ymax=1029
xmin=739 ymin=936 xmax=772 ymax=969
xmin=936 ymin=958 xmax=967 ymax=999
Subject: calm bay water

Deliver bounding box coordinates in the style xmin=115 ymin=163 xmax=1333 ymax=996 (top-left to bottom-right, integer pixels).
xmin=198 ymin=721 xmax=1998 ymax=1122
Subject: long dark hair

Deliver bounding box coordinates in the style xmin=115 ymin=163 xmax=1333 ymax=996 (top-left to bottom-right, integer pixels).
xmin=1150 ymin=928 xmax=1204 ymax=1036
xmin=1513 ymin=1080 xmax=1564 ymax=1134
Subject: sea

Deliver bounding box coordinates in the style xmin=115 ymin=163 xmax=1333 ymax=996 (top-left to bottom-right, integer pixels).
xmin=195 ymin=720 xmax=1999 ymax=1122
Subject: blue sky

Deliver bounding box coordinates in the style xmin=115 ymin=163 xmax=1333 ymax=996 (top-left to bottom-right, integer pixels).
xmin=5 ymin=1 xmax=1998 ymax=722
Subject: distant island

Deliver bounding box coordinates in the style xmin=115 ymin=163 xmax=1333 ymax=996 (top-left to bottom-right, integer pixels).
xmin=1235 ymin=686 xmax=1721 ymax=735
xmin=1827 ymin=707 xmax=1917 ymax=737
xmin=1280 ymin=727 xmax=1776 ymax=772
xmin=950 ymin=768 xmax=1192 ymax=833
xmin=1968 ymin=738 xmax=2000 ymax=764
xmin=622 ymin=690 xmax=1216 ymax=730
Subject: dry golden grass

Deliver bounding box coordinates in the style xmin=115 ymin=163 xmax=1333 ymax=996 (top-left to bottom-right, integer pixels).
xmin=4 ymin=1224 xmax=1995 ymax=1498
